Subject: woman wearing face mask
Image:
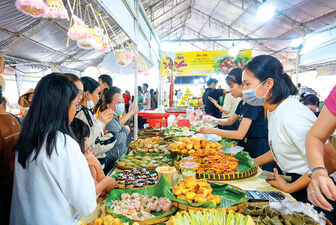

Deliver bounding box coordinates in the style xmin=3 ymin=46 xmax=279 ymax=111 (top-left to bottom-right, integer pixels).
xmin=94 ymin=86 xmax=138 ymax=174
xmin=76 ymin=77 xmax=116 ymax=165
xmin=241 ymin=55 xmax=336 ymax=223
xmin=199 ymin=68 xmax=274 ymax=171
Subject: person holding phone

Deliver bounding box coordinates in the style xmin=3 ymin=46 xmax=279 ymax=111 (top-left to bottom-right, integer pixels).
xmin=199 ymin=68 xmax=273 ymax=171
xmin=202 ymin=78 xmax=226 ymax=118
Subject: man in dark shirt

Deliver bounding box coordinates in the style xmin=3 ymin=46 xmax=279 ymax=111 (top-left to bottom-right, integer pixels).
xmin=202 ymin=78 xmax=225 ymax=118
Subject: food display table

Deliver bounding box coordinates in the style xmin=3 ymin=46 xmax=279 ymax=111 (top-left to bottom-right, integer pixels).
xmin=76 ymin=127 xmax=326 ymax=225
xmin=77 ymin=168 xmax=288 ymax=225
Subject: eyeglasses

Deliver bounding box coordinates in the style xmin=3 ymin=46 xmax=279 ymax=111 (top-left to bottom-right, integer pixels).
xmin=78 ymin=89 xmax=85 ymax=98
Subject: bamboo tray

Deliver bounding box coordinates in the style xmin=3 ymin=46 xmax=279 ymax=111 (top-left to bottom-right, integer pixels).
xmin=114 ymin=163 xmax=157 ymax=171
xmin=172 ymin=200 xmax=248 ymax=213
xmin=195 ymin=166 xmax=258 ymax=181
xmin=135 ymin=216 xmax=171 ymax=225
xmin=174 ymin=161 xmax=258 ymax=181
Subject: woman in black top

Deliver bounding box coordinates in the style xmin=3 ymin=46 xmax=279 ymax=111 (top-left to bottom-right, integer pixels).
xmin=199 ymin=68 xmax=274 ymax=171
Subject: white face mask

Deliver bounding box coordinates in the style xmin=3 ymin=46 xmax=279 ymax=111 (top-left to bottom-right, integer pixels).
xmin=114 ymin=103 xmax=125 ymax=116
xmin=242 ymin=81 xmax=269 ymax=106
xmin=86 ymin=94 xmax=95 ymax=109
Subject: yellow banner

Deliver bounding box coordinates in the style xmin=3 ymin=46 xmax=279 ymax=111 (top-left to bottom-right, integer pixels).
xmin=160 ymin=49 xmax=252 ymax=77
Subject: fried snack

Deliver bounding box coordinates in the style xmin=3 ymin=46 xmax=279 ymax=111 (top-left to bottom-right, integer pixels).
xmin=185 ymin=149 xmax=239 ymax=174
xmin=172 ymin=176 xmax=221 ymax=205
xmin=84 ymin=215 xmax=121 ymax=225
xmin=169 ymin=138 xmax=224 ymax=155
xmin=173 ymin=186 xmax=183 ymax=196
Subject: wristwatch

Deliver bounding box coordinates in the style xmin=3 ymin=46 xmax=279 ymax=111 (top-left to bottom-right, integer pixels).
xmin=307 ymin=167 xmax=328 ymax=178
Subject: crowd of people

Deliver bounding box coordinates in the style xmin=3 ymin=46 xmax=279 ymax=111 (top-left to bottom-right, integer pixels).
xmin=0 ymin=55 xmax=335 ymax=224
xmin=0 ymin=73 xmax=149 ymax=225
xmin=200 ymin=55 xmax=336 ymax=223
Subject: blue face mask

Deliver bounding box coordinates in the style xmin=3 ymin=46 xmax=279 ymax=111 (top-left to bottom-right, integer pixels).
xmin=114 ymin=103 xmax=125 ymax=116
xmin=242 ymin=81 xmax=269 ymax=106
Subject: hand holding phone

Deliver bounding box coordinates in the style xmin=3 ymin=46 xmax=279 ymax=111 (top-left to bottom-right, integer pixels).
xmin=261 ymin=171 xmax=292 ymax=182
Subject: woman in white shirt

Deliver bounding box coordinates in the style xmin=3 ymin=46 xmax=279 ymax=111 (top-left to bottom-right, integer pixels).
xmin=241 ymin=55 xmax=335 ymax=223
xmin=10 ymin=74 xmax=97 ymax=225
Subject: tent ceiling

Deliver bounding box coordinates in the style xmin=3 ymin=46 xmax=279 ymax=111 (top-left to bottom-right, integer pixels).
xmin=0 ymin=0 xmax=129 ymax=72
xmin=141 ymin=0 xmax=336 ymax=71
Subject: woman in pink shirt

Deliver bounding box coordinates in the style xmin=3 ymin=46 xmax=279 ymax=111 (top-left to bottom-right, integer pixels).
xmin=306 ymin=85 xmax=336 ymax=215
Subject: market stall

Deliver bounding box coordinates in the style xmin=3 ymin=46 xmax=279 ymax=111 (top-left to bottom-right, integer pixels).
xmin=77 ymin=120 xmax=331 ymax=225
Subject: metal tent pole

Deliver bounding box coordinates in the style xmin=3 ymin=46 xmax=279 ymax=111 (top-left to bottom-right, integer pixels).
xmin=295 ymin=49 xmax=301 ymax=86
xmin=133 ymin=0 xmax=140 ymax=140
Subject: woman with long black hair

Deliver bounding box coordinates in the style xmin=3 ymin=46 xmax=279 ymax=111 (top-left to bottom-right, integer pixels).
xmin=10 ymin=74 xmax=97 ymax=225
xmin=241 ymin=55 xmax=335 ymax=223
xmin=76 ymin=76 xmax=116 ymax=165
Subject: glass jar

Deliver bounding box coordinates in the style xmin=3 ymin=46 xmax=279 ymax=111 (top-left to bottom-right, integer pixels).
xmin=180 ymin=158 xmax=197 ymax=179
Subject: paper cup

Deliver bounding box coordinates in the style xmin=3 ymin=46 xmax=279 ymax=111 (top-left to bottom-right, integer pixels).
xmin=156 ymin=166 xmax=176 ymax=185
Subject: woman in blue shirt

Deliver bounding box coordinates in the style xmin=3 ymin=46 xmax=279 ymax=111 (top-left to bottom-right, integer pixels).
xmin=199 ymin=68 xmax=274 ymax=171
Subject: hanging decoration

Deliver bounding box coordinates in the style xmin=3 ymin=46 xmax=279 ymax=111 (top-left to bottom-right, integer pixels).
xmin=97 ymin=34 xmax=111 ymax=53
xmin=43 ymin=0 xmax=68 ymax=19
xmin=15 ymin=0 xmax=47 ymax=18
xmin=77 ymin=27 xmax=95 ymax=49
xmin=0 ymin=56 xmax=5 ymax=74
xmin=93 ymin=26 xmax=104 ymax=50
xmin=67 ymin=15 xmax=89 ymax=41
xmin=116 ymin=50 xmax=133 ymax=66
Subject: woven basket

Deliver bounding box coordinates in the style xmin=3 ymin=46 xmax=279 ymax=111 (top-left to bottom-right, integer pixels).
xmin=114 ymin=163 xmax=156 ymax=171
xmin=175 ymin=161 xmax=258 ymax=181
xmin=136 ymin=216 xmax=171 ymax=225
xmin=172 ymin=201 xmax=248 ymax=213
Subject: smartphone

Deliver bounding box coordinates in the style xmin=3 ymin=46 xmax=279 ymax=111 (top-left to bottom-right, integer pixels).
xmin=246 ymin=190 xmax=285 ymax=202
xmin=261 ymin=171 xmax=292 ymax=182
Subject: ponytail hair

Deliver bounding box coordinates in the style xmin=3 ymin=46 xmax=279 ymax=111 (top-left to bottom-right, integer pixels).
xmin=244 ymin=55 xmax=298 ymax=104
xmin=70 ymin=118 xmax=90 ymax=153
xmin=93 ymin=86 xmax=121 ymax=114
xmin=300 ymin=93 xmax=319 ymax=107
xmin=93 ymin=88 xmax=108 ymax=114
xmin=282 ymin=72 xmax=298 ymax=96
xmin=225 ymin=67 xmax=243 ymax=85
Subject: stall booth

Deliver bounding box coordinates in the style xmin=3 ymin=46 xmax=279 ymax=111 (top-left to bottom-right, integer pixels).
xmin=1 ymin=0 xmax=335 ymax=225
